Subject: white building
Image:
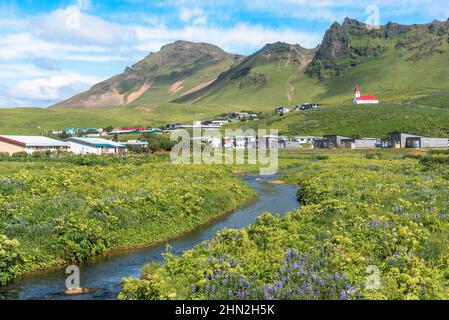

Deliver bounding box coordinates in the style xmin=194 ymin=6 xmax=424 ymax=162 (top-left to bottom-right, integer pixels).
xmin=292 ymin=136 xmax=322 ymax=144
xmin=354 ymin=85 xmax=380 ymax=104
xmin=65 ymin=137 xmax=126 ymax=155
xmin=0 ymin=135 xmax=69 ymax=155
xmin=275 ymin=106 xmax=291 ymax=114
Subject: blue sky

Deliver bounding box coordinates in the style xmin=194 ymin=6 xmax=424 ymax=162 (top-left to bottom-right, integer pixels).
xmin=0 ymin=0 xmax=448 ymax=108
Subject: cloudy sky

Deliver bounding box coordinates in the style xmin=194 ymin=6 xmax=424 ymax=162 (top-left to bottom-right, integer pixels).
xmin=0 ymin=0 xmax=447 ymax=108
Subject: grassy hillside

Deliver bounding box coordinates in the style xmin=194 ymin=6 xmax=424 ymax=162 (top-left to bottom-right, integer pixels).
xmin=0 ymin=103 xmax=246 ymax=135
xmin=52 ymin=41 xmax=239 ymax=109
xmin=2 ymin=19 xmax=449 ymax=135
xmin=173 ymin=42 xmax=317 ymax=110
xmin=180 ymin=19 xmax=449 ymax=107
xmin=226 ymin=96 xmax=449 ymax=138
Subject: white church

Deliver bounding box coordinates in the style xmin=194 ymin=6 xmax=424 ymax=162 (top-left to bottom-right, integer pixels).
xmin=354 ymin=85 xmax=380 ymax=105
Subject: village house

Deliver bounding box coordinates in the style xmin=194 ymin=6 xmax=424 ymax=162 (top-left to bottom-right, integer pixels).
xmin=284 ymin=141 xmax=302 ymax=149
xmin=314 ymin=135 xmax=352 ymax=149
xmin=292 ymin=136 xmax=322 ymax=145
xmin=65 ymin=137 xmax=126 ymax=155
xmin=405 ymin=136 xmax=449 ymax=148
xmin=221 ymin=136 xmax=257 ymax=149
xmin=225 ymin=112 xmax=256 ymax=121
xmin=294 ymin=103 xmax=320 ymax=111
xmin=0 ymin=135 xmax=70 ymax=155
xmin=165 ymin=123 xmax=183 ymax=131
xmin=210 ymin=119 xmax=230 ymax=127
xmin=354 ymin=85 xmax=380 ymax=105
xmin=275 ymin=106 xmax=291 ymax=115
xmin=110 ymin=127 xmax=146 ymax=135
xmin=122 ymin=140 xmax=149 ymax=149
xmin=341 ymin=138 xmax=379 ymax=149
xmin=381 ymin=133 xmax=423 ymax=148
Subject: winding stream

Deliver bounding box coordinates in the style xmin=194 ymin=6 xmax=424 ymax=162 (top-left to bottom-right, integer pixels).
xmin=0 ymin=168 xmax=300 ymax=300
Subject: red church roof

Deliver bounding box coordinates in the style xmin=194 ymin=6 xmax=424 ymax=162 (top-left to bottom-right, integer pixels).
xmin=357 ymin=95 xmax=379 ymax=101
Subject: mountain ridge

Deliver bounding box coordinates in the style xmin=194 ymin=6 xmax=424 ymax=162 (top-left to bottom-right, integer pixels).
xmin=52 ymin=17 xmax=449 ymax=111
xmin=51 ymin=40 xmax=242 ymax=109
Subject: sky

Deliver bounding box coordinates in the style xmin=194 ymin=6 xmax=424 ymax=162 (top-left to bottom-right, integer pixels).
xmin=0 ymin=0 xmax=448 ymax=108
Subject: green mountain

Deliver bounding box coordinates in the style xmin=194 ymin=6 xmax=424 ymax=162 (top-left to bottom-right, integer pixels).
xmin=172 ymin=42 xmax=317 ymax=109
xmin=176 ymin=18 xmax=449 ymax=107
xmin=52 ymin=41 xmax=241 ymax=109
xmin=2 ymin=18 xmax=449 ymax=136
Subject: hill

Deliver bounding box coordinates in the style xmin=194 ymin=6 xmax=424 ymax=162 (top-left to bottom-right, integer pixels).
xmin=226 ymin=92 xmax=449 ymax=138
xmin=172 ymin=42 xmax=317 ymax=109
xmin=176 ymin=18 xmax=449 ymax=107
xmin=52 ymin=41 xmax=241 ymax=109
xmin=2 ymin=18 xmax=449 ymax=135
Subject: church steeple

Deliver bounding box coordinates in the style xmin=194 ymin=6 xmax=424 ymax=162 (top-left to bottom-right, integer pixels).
xmin=354 ymin=85 xmax=361 ymax=99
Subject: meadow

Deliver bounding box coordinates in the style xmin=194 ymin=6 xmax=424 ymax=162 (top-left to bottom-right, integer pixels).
xmin=119 ymin=149 xmax=449 ymax=300
xmin=0 ymin=154 xmax=255 ymax=285
xmin=226 ymin=100 xmax=449 ymax=138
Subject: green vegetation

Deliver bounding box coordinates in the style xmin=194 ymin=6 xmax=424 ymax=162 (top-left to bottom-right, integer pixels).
xmin=2 ymin=20 xmax=449 ymax=135
xmin=0 ymin=154 xmax=255 ymax=285
xmin=120 ymin=150 xmax=449 ymax=300
xmin=225 ymin=100 xmax=449 ymax=138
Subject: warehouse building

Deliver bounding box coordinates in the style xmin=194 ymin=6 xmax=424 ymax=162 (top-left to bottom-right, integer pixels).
xmin=341 ymin=138 xmax=379 ymax=149
xmin=65 ymin=137 xmax=126 ymax=155
xmin=314 ymin=135 xmax=352 ymax=149
xmin=0 ymin=135 xmax=70 ymax=155
xmin=406 ymin=137 xmax=448 ymax=148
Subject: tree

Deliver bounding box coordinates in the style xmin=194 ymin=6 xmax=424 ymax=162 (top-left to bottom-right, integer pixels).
xmin=140 ymin=133 xmax=176 ymax=152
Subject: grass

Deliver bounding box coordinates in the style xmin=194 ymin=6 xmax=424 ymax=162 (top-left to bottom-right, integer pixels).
xmin=2 ymin=28 xmax=449 ymax=136
xmin=119 ymin=149 xmax=449 ymax=300
xmin=0 ymin=154 xmax=255 ymax=285
xmin=225 ymin=101 xmax=449 ymax=138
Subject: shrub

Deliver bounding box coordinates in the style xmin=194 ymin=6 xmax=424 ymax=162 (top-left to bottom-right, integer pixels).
xmin=0 ymin=235 xmax=21 ymax=285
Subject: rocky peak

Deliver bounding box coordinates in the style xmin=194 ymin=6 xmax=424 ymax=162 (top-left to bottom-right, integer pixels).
xmin=317 ymin=22 xmax=351 ymax=60
xmin=342 ymin=18 xmax=366 ymax=30
xmin=429 ymin=19 xmax=449 ymax=33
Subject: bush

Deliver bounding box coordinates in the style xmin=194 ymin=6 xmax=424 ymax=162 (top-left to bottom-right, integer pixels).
xmin=118 ymin=278 xmax=164 ymax=300
xmin=55 ymin=215 xmax=109 ymax=263
xmin=0 ymin=235 xmax=21 ymax=285
xmin=141 ymin=134 xmax=176 ymax=152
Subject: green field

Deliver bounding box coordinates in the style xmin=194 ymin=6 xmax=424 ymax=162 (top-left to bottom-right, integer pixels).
xmin=225 ymin=99 xmax=449 ymax=138
xmin=0 ymin=154 xmax=255 ymax=285
xmin=119 ymin=149 xmax=449 ymax=300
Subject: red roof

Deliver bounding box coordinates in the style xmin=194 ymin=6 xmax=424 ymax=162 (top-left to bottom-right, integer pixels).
xmin=357 ymin=95 xmax=379 ymax=101
xmin=354 ymin=85 xmax=360 ymax=93
xmin=121 ymin=128 xmax=146 ymax=131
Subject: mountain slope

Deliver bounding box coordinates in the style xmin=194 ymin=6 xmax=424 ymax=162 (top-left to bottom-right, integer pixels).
xmin=305 ymin=18 xmax=449 ymax=102
xmin=52 ymin=41 xmax=241 ymax=109
xmin=172 ymin=42 xmax=317 ymax=109
xmin=174 ymin=18 xmax=449 ymax=108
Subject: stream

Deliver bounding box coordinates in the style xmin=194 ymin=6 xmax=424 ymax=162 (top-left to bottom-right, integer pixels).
xmin=0 ymin=168 xmax=300 ymax=300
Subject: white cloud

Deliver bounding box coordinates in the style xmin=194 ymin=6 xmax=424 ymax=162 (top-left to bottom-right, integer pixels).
xmin=1 ymin=0 xmax=448 ymax=108
xmin=135 ymin=24 xmax=321 ymax=53
xmin=75 ymin=0 xmax=92 ymax=11
xmin=0 ymin=64 xmax=57 ymax=78
xmin=8 ymin=73 xmax=104 ymax=101
xmin=179 ymin=7 xmax=208 ymax=25
xmin=37 ymin=6 xmax=137 ymax=46
xmin=0 ymin=32 xmax=132 ymax=62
